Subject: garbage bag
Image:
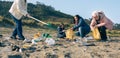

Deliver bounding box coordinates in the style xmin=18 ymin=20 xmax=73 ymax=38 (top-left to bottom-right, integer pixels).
xmin=45 ymin=38 xmax=55 ymax=46
xmin=92 ymin=27 xmax=101 ymax=40
xmin=66 ymin=29 xmax=74 ymax=40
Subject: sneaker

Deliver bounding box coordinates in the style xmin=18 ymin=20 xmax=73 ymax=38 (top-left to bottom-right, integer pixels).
xmin=23 ymin=39 xmax=31 ymax=43
xmin=100 ymin=40 xmax=108 ymax=42
xmin=10 ymin=36 xmax=16 ymax=39
xmin=84 ymin=38 xmax=88 ymax=43
xmin=18 ymin=38 xmax=25 ymax=40
xmin=0 ymin=35 xmax=3 ymax=38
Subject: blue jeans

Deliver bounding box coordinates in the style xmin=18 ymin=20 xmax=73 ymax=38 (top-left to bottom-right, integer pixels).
xmin=10 ymin=14 xmax=25 ymax=39
xmin=76 ymin=26 xmax=90 ymax=38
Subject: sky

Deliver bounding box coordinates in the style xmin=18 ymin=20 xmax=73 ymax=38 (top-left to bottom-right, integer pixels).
xmin=6 ymin=0 xmax=120 ymax=23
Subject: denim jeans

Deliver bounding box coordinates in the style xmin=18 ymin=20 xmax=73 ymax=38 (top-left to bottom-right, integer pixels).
xmin=10 ymin=14 xmax=25 ymax=39
xmin=76 ymin=26 xmax=90 ymax=38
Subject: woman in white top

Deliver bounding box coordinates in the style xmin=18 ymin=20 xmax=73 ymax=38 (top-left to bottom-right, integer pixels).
xmin=9 ymin=0 xmax=31 ymax=40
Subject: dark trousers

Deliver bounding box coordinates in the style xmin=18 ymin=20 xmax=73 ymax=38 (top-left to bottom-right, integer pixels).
xmin=10 ymin=14 xmax=25 ymax=39
xmin=98 ymin=26 xmax=107 ymax=41
xmin=57 ymin=32 xmax=66 ymax=38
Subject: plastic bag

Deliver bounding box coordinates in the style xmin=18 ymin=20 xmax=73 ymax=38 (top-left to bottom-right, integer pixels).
xmin=66 ymin=29 xmax=74 ymax=40
xmin=45 ymin=38 xmax=55 ymax=46
xmin=42 ymin=33 xmax=50 ymax=38
xmin=32 ymin=39 xmax=37 ymax=44
xmin=33 ymin=32 xmax=44 ymax=42
xmin=92 ymin=27 xmax=101 ymax=40
xmin=34 ymin=32 xmax=41 ymax=39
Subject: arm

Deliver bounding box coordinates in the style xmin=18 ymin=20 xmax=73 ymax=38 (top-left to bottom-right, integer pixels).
xmin=17 ymin=0 xmax=28 ymax=16
xmin=73 ymin=18 xmax=83 ymax=30
xmin=90 ymin=19 xmax=96 ymax=30
xmin=96 ymin=23 xmax=106 ymax=27
xmin=96 ymin=19 xmax=106 ymax=27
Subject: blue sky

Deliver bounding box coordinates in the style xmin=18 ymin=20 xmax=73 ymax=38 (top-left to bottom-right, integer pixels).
xmin=7 ymin=0 xmax=120 ymax=23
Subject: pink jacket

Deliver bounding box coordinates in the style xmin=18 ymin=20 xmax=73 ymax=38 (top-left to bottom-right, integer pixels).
xmin=90 ymin=17 xmax=113 ymax=30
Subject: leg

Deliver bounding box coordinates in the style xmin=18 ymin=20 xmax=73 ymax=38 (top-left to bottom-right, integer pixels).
xmin=16 ymin=20 xmax=25 ymax=40
xmin=11 ymin=27 xmax=17 ymax=39
xmin=10 ymin=13 xmax=25 ymax=40
xmin=75 ymin=31 xmax=80 ymax=36
xmin=57 ymin=32 xmax=66 ymax=38
xmin=63 ymin=32 xmax=66 ymax=37
xmin=79 ymin=27 xmax=84 ymax=38
xmin=10 ymin=14 xmax=18 ymax=39
xmin=79 ymin=26 xmax=90 ymax=38
xmin=79 ymin=26 xmax=90 ymax=43
xmin=78 ymin=27 xmax=87 ymax=44
xmin=98 ymin=26 xmax=107 ymax=41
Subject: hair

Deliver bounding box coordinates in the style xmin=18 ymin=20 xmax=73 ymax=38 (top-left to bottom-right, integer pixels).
xmin=25 ymin=0 xmax=26 ymax=3
xmin=92 ymin=10 xmax=105 ymax=20
xmin=73 ymin=15 xmax=82 ymax=24
xmin=58 ymin=23 xmax=65 ymax=28
xmin=92 ymin=11 xmax=98 ymax=17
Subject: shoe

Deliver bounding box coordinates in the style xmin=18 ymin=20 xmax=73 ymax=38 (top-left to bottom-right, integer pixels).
xmin=100 ymin=40 xmax=108 ymax=42
xmin=18 ymin=38 xmax=25 ymax=40
xmin=0 ymin=35 xmax=3 ymax=38
xmin=23 ymin=39 xmax=31 ymax=43
xmin=10 ymin=36 xmax=16 ymax=39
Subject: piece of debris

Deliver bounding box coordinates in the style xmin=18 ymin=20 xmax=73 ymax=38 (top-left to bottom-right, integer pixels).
xmin=8 ymin=55 xmax=22 ymax=58
xmin=64 ymin=53 xmax=71 ymax=58
xmin=82 ymin=43 xmax=95 ymax=46
xmin=11 ymin=45 xmax=20 ymax=52
xmin=45 ymin=53 xmax=58 ymax=58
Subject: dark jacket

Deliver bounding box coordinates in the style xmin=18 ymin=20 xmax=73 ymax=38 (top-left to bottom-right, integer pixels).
xmin=57 ymin=27 xmax=66 ymax=38
xmin=73 ymin=17 xmax=90 ymax=38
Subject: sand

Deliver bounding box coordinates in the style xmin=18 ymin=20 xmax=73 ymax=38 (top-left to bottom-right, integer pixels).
xmin=0 ymin=27 xmax=120 ymax=58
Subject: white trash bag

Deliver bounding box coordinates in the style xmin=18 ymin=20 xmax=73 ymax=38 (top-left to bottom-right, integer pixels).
xmin=45 ymin=38 xmax=55 ymax=46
